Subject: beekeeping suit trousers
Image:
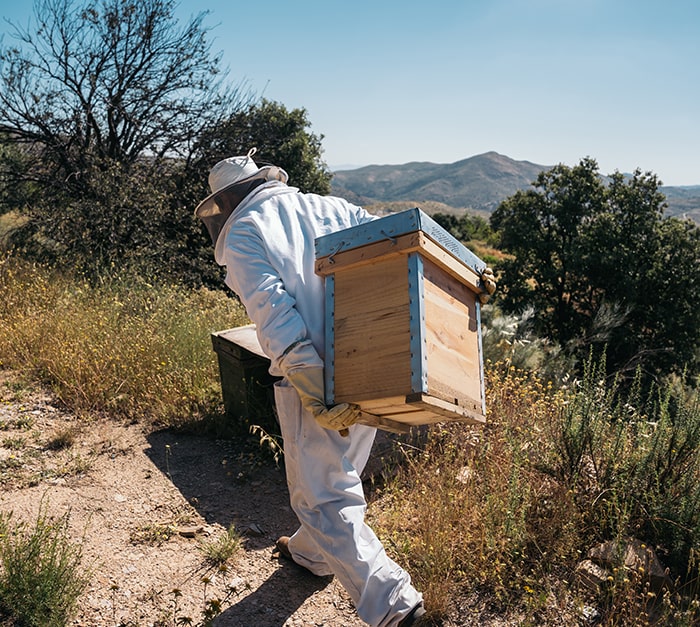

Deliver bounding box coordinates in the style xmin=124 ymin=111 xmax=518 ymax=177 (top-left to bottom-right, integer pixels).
xmin=275 ymin=381 xmax=422 ymax=626
xmin=215 ymin=182 xmax=423 ymax=627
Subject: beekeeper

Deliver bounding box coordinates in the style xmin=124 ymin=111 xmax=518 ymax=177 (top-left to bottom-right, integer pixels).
xmin=195 ymin=148 xmax=427 ymax=627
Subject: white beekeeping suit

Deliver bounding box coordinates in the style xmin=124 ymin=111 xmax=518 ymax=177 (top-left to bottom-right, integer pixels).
xmin=195 ymin=149 xmax=425 ymax=627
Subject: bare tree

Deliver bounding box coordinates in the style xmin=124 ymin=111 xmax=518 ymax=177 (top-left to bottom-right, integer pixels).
xmin=0 ymin=0 xmax=253 ymax=277
xmin=0 ymin=0 xmax=251 ymax=166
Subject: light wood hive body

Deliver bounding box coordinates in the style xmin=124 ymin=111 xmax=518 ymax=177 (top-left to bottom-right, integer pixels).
xmin=315 ymin=208 xmax=487 ymax=431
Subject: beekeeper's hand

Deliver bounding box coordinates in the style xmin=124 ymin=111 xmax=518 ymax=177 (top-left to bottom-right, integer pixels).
xmin=286 ymin=368 xmax=361 ymax=433
xmin=479 ymin=267 xmax=497 ymax=304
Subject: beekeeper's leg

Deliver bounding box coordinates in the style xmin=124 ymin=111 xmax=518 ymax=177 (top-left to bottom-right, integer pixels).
xmin=275 ymin=381 xmax=422 ymax=627
xmin=283 ymin=402 xmax=375 ymax=576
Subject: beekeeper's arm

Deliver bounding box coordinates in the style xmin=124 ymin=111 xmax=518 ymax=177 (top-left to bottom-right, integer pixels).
xmin=224 ymin=231 xmax=360 ymax=432
xmin=284 ymin=367 xmax=360 ymax=431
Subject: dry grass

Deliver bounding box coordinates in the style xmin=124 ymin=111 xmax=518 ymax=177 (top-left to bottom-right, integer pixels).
xmin=0 ymin=254 xmax=247 ymax=428
xmin=370 ymin=363 xmax=700 ymax=625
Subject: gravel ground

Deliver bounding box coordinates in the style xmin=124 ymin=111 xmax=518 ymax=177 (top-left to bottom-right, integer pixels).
xmin=0 ymin=372 xmax=367 ymax=626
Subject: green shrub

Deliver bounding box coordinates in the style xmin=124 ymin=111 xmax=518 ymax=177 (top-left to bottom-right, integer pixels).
xmin=546 ymin=357 xmax=700 ymax=574
xmin=0 ymin=505 xmax=88 ymax=627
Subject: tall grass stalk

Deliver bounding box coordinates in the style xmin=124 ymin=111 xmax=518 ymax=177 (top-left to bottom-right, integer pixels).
xmin=0 ymin=254 xmax=247 ymax=426
xmin=369 ymin=366 xmax=577 ymax=620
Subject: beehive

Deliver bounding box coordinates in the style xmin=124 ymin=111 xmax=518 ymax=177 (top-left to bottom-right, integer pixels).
xmin=315 ymin=208 xmax=487 ymax=431
xmin=211 ymin=324 xmax=281 ymax=433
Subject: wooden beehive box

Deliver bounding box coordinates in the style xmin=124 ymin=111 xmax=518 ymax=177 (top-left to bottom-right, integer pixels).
xmin=315 ymin=208 xmax=488 ymax=432
xmin=211 ymin=324 xmax=281 ymax=433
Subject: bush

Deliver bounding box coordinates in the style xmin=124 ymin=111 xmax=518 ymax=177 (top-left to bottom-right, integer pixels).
xmin=546 ymin=357 xmax=700 ymax=575
xmin=0 ymin=504 xmax=88 ymax=627
xmin=370 ymin=360 xmax=700 ymax=624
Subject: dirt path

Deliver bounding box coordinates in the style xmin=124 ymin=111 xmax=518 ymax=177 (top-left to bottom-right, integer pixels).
xmin=0 ymin=372 xmax=366 ymax=626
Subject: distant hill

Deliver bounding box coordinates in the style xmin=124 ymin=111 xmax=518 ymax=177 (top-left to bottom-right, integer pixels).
xmin=660 ymin=185 xmax=700 ymax=222
xmin=331 ymin=152 xmax=546 ymax=213
xmin=331 ymin=152 xmax=700 ymax=223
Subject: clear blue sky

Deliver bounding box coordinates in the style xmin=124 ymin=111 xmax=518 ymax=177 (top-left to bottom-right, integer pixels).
xmin=2 ymin=0 xmax=699 ymax=185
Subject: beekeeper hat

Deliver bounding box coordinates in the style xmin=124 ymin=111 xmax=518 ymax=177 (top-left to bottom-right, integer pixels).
xmin=194 ymin=147 xmax=288 ymax=220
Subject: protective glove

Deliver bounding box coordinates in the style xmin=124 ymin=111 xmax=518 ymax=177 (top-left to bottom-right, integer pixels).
xmin=286 ymin=367 xmax=361 ymax=433
xmin=479 ymin=267 xmax=497 ymax=304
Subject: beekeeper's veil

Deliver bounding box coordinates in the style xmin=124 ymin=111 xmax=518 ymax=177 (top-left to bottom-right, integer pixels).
xmin=194 ymin=147 xmax=288 ymax=245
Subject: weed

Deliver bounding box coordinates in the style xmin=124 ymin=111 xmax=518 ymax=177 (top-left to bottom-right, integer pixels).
xmin=45 ymin=427 xmax=77 ymax=451
xmin=1 ymin=436 xmax=25 ymax=450
xmin=199 ymin=525 xmax=241 ymax=568
xmin=0 ymin=376 xmax=32 ymax=403
xmin=45 ymin=453 xmax=94 ymax=479
xmin=165 ymin=580 xmax=243 ymax=627
xmin=130 ymin=523 xmax=177 ymax=546
xmin=249 ymin=424 xmax=283 ymax=465
xmin=11 ymin=414 xmax=36 ymax=430
xmin=0 ymin=503 xmax=89 ymax=627
xmin=0 ymin=456 xmax=23 ymax=471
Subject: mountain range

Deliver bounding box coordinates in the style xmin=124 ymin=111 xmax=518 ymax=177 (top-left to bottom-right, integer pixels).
xmin=330 ymin=152 xmax=700 ymax=222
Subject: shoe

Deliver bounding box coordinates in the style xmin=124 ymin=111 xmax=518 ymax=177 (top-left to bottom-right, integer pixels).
xmin=398 ymin=602 xmax=427 ymax=626
xmin=274 ymin=536 xmax=293 ymax=561
xmin=273 ymin=536 xmax=333 ymax=581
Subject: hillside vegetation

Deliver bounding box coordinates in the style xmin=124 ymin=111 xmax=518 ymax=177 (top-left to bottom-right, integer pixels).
xmin=332 ymin=152 xmax=546 ymax=212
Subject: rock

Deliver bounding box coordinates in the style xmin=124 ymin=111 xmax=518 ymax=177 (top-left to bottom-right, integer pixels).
xmin=201 ymin=524 xmax=216 ymax=536
xmin=456 ymin=466 xmax=472 ymax=484
xmin=227 ymin=576 xmax=245 ymax=592
xmin=588 ymin=537 xmax=673 ymax=592
xmin=581 ymin=605 xmax=601 ymax=623
xmin=575 ymin=559 xmax=610 ymax=593
xmin=176 ymin=525 xmax=204 ymax=538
